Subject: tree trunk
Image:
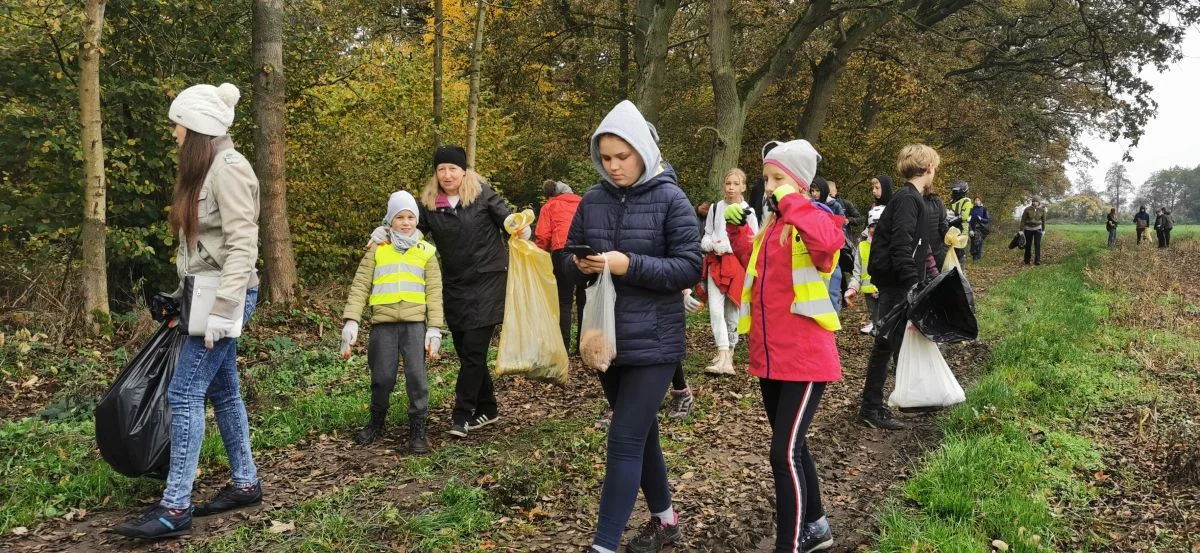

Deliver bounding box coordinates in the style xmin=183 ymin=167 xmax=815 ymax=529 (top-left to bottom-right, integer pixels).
xmin=618 ymin=0 xmax=629 ymax=99
xmin=631 ymin=0 xmax=679 ymax=125
xmin=252 ymin=0 xmax=298 ymax=306
xmin=79 ymin=0 xmax=109 ymax=334
xmin=465 ymin=0 xmax=487 ymax=167
xmin=432 ymin=0 xmax=444 ymax=147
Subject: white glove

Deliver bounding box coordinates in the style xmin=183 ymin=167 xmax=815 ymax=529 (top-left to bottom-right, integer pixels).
xmin=682 ymin=290 xmax=703 ymax=313
xmin=340 ymin=320 xmax=359 ymax=358
xmin=425 ymin=328 xmax=442 ymax=358
xmin=370 ymin=225 xmax=389 ymax=244
xmin=700 ymin=235 xmax=714 ymax=252
xmin=520 ymin=225 xmax=531 ymax=240
xmin=969 ymin=230 xmax=975 ymax=237
xmin=204 ymin=314 xmax=237 ymax=349
xmin=712 ymin=238 xmax=733 ymax=255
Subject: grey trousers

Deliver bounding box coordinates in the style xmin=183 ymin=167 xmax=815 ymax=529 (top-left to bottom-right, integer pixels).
xmin=367 ymin=321 xmax=429 ymax=420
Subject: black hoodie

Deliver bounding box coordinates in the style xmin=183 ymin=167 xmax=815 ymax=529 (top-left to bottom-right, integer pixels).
xmin=874 ymin=175 xmax=894 ymax=207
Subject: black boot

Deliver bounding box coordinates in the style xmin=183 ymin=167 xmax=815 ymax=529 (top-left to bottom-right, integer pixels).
xmin=409 ymin=417 xmax=430 ymax=455
xmin=355 ymin=410 xmax=386 ymax=445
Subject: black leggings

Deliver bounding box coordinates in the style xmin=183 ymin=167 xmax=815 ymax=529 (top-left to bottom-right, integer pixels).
xmin=761 ymin=379 xmax=827 ymax=553
xmin=450 ymin=325 xmax=498 ymax=424
xmin=593 ymin=363 xmax=676 ymax=550
xmin=672 ymin=362 xmax=687 ymax=391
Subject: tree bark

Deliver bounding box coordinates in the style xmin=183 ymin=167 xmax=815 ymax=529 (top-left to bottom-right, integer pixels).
xmin=706 ymin=0 xmax=831 ymax=195
xmin=432 ymin=0 xmax=444 ymax=147
xmin=252 ymin=0 xmax=298 ymax=305
xmin=631 ymin=0 xmax=679 ymax=125
xmin=618 ymin=0 xmax=630 ymax=99
xmin=79 ymin=0 xmax=109 ymax=334
xmin=465 ymin=0 xmax=487 ymax=167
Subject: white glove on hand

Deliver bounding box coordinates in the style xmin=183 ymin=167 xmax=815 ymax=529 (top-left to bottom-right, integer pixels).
xmin=520 ymin=225 xmax=531 ymax=240
xmin=370 ymin=225 xmax=389 ymax=244
xmin=713 ymin=238 xmax=733 ymax=255
xmin=700 ymin=235 xmax=714 ymax=252
xmin=682 ymin=290 xmax=703 ymax=313
xmin=204 ymin=314 xmax=237 ymax=349
xmin=425 ymin=328 xmax=442 ymax=358
xmin=340 ymin=320 xmax=359 ymax=359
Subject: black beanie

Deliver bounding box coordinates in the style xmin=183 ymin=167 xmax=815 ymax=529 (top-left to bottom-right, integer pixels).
xmin=433 ymin=145 xmax=468 ymax=170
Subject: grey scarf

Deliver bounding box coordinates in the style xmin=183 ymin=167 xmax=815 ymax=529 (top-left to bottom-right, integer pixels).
xmin=390 ymin=229 xmax=423 ymax=252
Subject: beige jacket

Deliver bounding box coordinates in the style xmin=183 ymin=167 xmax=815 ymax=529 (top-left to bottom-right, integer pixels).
xmin=342 ymin=243 xmax=446 ymax=330
xmin=174 ymin=136 xmax=260 ymax=319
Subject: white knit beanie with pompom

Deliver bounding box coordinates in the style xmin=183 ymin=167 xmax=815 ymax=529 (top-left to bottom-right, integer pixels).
xmin=169 ymin=83 xmax=241 ymax=136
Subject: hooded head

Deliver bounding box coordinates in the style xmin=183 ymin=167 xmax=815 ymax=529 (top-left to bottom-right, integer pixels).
xmin=590 ymin=100 xmax=663 ymax=187
xmin=763 ymin=139 xmax=821 ymax=192
xmin=809 ymin=176 xmax=830 ymax=202
xmin=385 ymin=190 xmax=420 ymax=229
xmin=873 ymin=175 xmax=894 ymax=205
xmin=169 ymin=83 xmax=241 ymax=136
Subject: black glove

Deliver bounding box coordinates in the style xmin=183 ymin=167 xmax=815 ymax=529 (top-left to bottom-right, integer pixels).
xmin=149 ymin=292 xmax=180 ymax=322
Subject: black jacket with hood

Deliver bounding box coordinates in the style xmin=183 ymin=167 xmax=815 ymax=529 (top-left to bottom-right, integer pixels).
xmin=868 ymin=182 xmax=926 ymax=288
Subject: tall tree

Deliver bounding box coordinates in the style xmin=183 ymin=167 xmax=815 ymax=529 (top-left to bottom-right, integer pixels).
xmin=252 ymin=0 xmax=298 ymax=305
xmin=1104 ymin=162 xmax=1130 ymax=213
xmin=79 ymin=0 xmax=109 ymax=333
xmin=631 ymin=0 xmax=680 ymax=125
xmin=465 ymin=0 xmax=487 ymax=166
xmin=432 ymin=0 xmax=444 ymax=147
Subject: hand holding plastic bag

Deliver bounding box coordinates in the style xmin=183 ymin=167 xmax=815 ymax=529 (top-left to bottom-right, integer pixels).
xmin=496 ymin=210 xmax=569 ymax=386
xmin=888 ymin=323 xmax=965 ymax=410
xmin=580 ymin=257 xmax=618 ymax=372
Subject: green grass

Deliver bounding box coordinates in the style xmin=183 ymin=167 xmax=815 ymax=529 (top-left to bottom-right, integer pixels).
xmin=0 ymin=329 xmax=459 ymax=533
xmin=874 ymin=228 xmax=1148 ymax=552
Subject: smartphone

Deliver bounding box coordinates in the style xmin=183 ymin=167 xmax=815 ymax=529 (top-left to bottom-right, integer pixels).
xmin=566 ymin=244 xmax=599 ymax=259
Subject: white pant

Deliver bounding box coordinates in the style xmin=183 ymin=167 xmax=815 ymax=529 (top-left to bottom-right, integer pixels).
xmin=707 ymin=275 xmax=740 ymax=349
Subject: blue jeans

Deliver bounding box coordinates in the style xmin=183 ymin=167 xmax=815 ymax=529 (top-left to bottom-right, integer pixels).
xmin=1108 ymin=228 xmax=1117 ymax=248
xmin=161 ymin=288 xmax=258 ymax=509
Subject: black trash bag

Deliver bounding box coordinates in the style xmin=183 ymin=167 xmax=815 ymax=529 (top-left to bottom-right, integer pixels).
xmin=94 ymin=319 xmax=184 ymax=479
xmin=875 ymin=294 xmax=911 ymax=351
xmin=907 ymin=266 xmax=977 ymax=344
xmin=1008 ymin=231 xmax=1026 ymax=250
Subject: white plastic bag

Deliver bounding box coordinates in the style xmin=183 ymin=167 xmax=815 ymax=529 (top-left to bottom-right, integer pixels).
xmin=888 ymin=323 xmax=966 ymax=409
xmin=579 ymin=258 xmax=617 ymax=372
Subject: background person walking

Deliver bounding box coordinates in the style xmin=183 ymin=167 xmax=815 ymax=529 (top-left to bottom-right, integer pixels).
xmin=1021 ymin=196 xmax=1046 ymax=265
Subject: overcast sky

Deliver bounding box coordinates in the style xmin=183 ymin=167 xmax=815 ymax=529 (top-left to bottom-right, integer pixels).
xmin=1070 ymin=26 xmax=1200 ymax=192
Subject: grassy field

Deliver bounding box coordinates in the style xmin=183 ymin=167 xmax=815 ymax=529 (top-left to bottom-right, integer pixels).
xmin=875 ymin=227 xmax=1199 ymax=552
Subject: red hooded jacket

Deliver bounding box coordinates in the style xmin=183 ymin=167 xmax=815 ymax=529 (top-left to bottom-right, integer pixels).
xmin=535 ymin=193 xmax=582 ymax=251
xmin=746 ymin=192 xmax=845 ymax=383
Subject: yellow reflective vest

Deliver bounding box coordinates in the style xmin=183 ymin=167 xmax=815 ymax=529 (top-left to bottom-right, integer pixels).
xmin=369 ymin=241 xmax=436 ymax=306
xmin=738 ymin=227 xmax=841 ymax=333
xmin=858 ymin=241 xmax=878 ymax=294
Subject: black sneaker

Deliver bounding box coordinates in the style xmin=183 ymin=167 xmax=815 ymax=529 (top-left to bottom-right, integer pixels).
xmin=800 ymin=518 xmax=834 ymax=552
xmin=468 ymin=412 xmax=501 ymax=430
xmin=859 ymin=407 xmax=905 ymax=430
xmin=193 ymin=482 xmax=263 ymax=516
xmin=409 ymin=418 xmax=430 ymax=455
xmin=626 ymin=515 xmax=681 ymax=553
xmin=448 ymin=421 xmax=468 ymax=438
xmin=112 ymin=505 xmax=192 ymax=539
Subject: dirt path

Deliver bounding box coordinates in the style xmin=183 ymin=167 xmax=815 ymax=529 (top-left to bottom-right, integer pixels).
xmin=3 ymin=258 xmax=1018 ymax=552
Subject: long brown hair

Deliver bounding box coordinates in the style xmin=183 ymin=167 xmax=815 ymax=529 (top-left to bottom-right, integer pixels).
xmin=170 ymin=129 xmax=216 ymax=249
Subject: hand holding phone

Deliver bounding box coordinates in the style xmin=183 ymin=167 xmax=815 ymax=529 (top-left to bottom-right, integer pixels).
xmin=566 ymin=244 xmax=598 ymax=259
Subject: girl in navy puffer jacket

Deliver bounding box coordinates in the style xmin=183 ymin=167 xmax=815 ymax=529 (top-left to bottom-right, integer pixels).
xmin=563 ymin=100 xmax=702 ymax=553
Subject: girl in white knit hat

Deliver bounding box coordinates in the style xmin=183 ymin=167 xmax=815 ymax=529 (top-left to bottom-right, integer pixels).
xmin=115 ymin=83 xmax=264 ymax=539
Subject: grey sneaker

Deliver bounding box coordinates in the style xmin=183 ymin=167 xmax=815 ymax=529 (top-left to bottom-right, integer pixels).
xmin=800 ymin=517 xmax=833 ymax=552
xmin=447 ymin=421 xmax=468 ymax=438
xmin=667 ymin=387 xmax=694 ymax=419
xmin=627 ymin=515 xmax=681 ymax=552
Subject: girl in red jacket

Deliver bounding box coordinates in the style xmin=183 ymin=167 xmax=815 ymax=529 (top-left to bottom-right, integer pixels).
xmin=726 ymin=139 xmax=845 ymax=553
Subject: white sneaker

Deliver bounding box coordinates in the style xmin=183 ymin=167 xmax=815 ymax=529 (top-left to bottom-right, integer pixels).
xmin=860 ymin=323 xmax=874 ymax=334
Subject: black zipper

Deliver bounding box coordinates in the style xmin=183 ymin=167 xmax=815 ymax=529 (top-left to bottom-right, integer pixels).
xmin=613 ymin=187 xmax=628 ymax=251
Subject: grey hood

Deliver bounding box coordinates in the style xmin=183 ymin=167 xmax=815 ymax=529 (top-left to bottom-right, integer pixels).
xmin=590 ymin=100 xmax=663 ymax=186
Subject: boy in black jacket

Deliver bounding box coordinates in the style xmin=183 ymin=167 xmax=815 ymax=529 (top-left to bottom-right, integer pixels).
xmin=860 ymin=144 xmax=940 ymax=430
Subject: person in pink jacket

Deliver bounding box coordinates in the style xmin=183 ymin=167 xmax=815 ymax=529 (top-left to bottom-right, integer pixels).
xmin=727 ymin=139 xmax=844 ymax=553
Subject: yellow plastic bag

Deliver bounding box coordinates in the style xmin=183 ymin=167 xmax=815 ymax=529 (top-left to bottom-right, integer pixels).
xmin=942 ymin=227 xmax=968 ymax=273
xmin=495 ymin=210 xmax=569 ymax=386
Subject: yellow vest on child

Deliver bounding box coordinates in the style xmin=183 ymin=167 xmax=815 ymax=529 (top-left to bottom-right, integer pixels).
xmin=370 ymin=241 xmax=436 ymax=305
xmin=858 ymin=241 xmax=877 ymax=294
xmin=737 ymin=227 xmax=841 ymax=333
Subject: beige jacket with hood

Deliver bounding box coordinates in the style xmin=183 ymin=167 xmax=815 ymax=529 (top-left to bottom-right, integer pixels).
xmin=174 ymin=135 xmax=260 ymax=319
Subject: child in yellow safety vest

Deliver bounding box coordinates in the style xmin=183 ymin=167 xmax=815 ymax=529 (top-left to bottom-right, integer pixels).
xmin=339 ymin=191 xmax=446 ymax=454
xmin=845 ymin=205 xmax=884 ymax=335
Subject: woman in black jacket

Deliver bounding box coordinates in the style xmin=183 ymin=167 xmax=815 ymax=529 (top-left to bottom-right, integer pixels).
xmin=372 ymin=145 xmax=515 ymax=438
